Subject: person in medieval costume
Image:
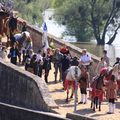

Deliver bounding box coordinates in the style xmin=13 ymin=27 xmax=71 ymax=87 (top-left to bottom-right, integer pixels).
xmin=78 ymin=65 xmax=89 ymax=104
xmin=106 ymin=75 xmax=118 ymax=114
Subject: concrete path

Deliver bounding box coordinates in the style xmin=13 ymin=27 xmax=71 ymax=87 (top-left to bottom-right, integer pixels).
xmin=1 ymin=37 xmax=120 ymax=120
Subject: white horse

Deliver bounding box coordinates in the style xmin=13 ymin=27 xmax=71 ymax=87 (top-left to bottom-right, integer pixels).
xmin=64 ymin=66 xmax=81 ymax=102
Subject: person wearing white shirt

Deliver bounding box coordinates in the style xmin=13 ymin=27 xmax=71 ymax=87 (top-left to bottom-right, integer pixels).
xmin=96 ymin=57 xmax=107 ymax=75
xmin=36 ymin=50 xmax=43 ymax=77
xmin=79 ymin=49 xmax=92 ymax=67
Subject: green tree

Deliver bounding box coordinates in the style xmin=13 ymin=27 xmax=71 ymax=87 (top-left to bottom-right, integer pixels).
xmin=52 ymin=0 xmax=65 ymax=8
xmin=54 ymin=0 xmax=120 ymax=45
xmin=13 ymin=0 xmax=51 ymax=25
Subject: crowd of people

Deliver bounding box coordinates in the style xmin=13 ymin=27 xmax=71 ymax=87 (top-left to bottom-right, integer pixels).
xmin=0 ymin=6 xmax=120 ymax=114
xmin=0 ymin=33 xmax=119 ymax=114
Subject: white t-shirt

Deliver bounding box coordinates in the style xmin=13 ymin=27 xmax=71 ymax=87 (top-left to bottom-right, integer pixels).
xmin=80 ymin=54 xmax=91 ymax=65
xmin=14 ymin=33 xmax=22 ymax=42
xmin=36 ymin=54 xmax=43 ymax=62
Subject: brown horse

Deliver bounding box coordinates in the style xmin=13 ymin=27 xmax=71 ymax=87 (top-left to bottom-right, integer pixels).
xmin=0 ymin=11 xmax=9 ymax=36
xmin=91 ymin=73 xmax=106 ymax=111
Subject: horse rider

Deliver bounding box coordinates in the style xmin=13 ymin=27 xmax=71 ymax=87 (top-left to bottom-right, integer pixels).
xmin=79 ymin=49 xmax=92 ymax=70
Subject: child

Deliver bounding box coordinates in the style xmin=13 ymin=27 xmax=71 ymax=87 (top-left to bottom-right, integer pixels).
xmin=106 ymin=75 xmax=118 ymax=114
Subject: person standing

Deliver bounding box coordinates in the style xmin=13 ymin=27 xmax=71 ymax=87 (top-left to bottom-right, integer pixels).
xmin=22 ymin=21 xmax=27 ymax=32
xmin=70 ymin=56 xmax=79 ymax=66
xmin=103 ymin=50 xmax=110 ymax=67
xmin=43 ymin=54 xmax=52 ymax=83
xmin=78 ymin=66 xmax=89 ymax=104
xmin=36 ymin=50 xmax=43 ymax=77
xmin=60 ymin=44 xmax=69 ymax=55
xmin=8 ymin=43 xmax=20 ymax=65
xmin=61 ymin=54 xmax=70 ymax=82
xmin=106 ymin=75 xmax=118 ymax=114
xmin=96 ymin=57 xmax=107 ymax=75
xmin=52 ymin=48 xmax=63 ymax=83
xmin=113 ymin=57 xmax=120 ymax=67
xmin=0 ymin=46 xmax=7 ymax=60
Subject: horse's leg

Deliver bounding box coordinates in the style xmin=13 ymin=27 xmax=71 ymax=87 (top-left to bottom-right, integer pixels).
xmin=99 ymin=101 xmax=101 ymax=111
xmin=93 ymin=98 xmax=95 ymax=111
xmin=22 ymin=49 xmax=26 ymax=65
xmin=95 ymin=97 xmax=98 ymax=109
xmin=91 ymin=98 xmax=93 ymax=108
xmin=65 ymin=88 xmax=69 ymax=102
xmin=93 ymin=97 xmax=97 ymax=111
xmin=70 ymin=85 xmax=74 ymax=99
xmin=70 ymin=92 xmax=73 ymax=98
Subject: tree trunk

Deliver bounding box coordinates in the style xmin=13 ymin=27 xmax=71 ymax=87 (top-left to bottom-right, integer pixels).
xmin=106 ymin=32 xmax=117 ymax=45
xmin=96 ymin=38 xmax=105 ymax=45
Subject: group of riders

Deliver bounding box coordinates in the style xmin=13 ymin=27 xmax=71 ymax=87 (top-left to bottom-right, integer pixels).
xmin=0 ymin=2 xmax=120 ymax=115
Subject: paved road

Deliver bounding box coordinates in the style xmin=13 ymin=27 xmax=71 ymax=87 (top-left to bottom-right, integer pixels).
xmin=2 ymin=37 xmax=120 ymax=120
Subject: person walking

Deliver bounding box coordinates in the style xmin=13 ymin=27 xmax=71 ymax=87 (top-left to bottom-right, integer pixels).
xmin=78 ymin=66 xmax=89 ymax=104
xmin=43 ymin=54 xmax=52 ymax=83
xmin=106 ymin=75 xmax=118 ymax=114
xmin=102 ymin=50 xmax=110 ymax=67
xmin=36 ymin=50 xmax=43 ymax=77
xmin=96 ymin=57 xmax=107 ymax=75
xmin=8 ymin=43 xmax=20 ymax=65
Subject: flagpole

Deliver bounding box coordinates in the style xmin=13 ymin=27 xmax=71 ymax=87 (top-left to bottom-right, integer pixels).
xmin=42 ymin=11 xmax=49 ymax=55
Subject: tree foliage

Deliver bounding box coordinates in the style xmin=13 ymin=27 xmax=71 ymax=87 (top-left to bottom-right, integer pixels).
xmin=13 ymin=0 xmax=51 ymax=25
xmin=54 ymin=0 xmax=120 ymax=44
xmin=51 ymin=0 xmax=65 ymax=8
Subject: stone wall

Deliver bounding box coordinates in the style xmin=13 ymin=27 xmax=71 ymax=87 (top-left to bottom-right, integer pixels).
xmin=0 ymin=102 xmax=70 ymax=120
xmin=66 ymin=113 xmax=96 ymax=120
xmin=0 ymin=59 xmax=58 ymax=112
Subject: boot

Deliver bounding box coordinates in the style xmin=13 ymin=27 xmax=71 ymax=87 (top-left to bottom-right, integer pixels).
xmin=83 ymin=94 xmax=87 ymax=104
xmin=45 ymin=75 xmax=48 ymax=83
xmin=107 ymin=103 xmax=112 ymax=114
xmin=78 ymin=94 xmax=83 ymax=104
xmin=54 ymin=72 xmax=57 ymax=83
xmin=112 ymin=104 xmax=115 ymax=114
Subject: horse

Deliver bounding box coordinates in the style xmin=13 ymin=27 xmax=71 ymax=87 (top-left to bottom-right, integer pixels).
xmin=7 ymin=31 xmax=32 ymax=64
xmin=0 ymin=11 xmax=9 ymax=36
xmin=90 ymin=73 xmax=106 ymax=111
xmin=64 ymin=66 xmax=81 ymax=102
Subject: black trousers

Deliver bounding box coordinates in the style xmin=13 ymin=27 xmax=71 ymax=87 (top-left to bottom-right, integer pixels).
xmin=11 ymin=57 xmax=17 ymax=65
xmin=109 ymin=99 xmax=115 ymax=104
xmin=80 ymin=88 xmax=87 ymax=94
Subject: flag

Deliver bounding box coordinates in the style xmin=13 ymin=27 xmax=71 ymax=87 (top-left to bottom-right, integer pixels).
xmin=42 ymin=22 xmax=49 ymax=52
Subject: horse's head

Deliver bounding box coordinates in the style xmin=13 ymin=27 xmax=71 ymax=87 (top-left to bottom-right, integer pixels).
xmin=100 ymin=67 xmax=108 ymax=77
xmin=95 ymin=74 xmax=105 ymax=90
xmin=113 ymin=63 xmax=120 ymax=73
xmin=66 ymin=66 xmax=81 ymax=81
xmin=21 ymin=31 xmax=30 ymax=40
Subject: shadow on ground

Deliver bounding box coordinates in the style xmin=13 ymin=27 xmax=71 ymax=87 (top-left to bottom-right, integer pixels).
xmin=116 ymin=102 xmax=120 ymax=109
xmin=76 ymin=108 xmax=95 ymax=115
